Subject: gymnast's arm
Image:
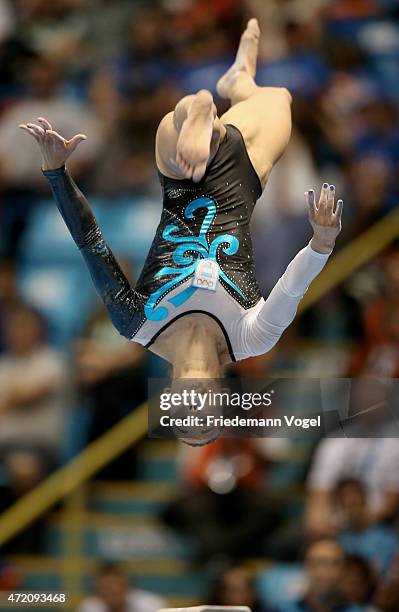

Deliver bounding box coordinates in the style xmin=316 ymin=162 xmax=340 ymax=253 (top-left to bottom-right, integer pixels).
xmin=242 ymin=243 xmax=330 ymax=355
xmin=242 ymin=184 xmax=343 ymax=356
xmin=43 ymin=166 xmax=141 ymax=339
xmin=19 ymin=118 xmax=140 ymax=340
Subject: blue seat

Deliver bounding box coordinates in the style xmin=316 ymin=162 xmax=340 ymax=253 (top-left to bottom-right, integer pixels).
xmin=17 ymin=263 xmax=93 ymax=346
xmin=178 ymin=57 xmax=232 ymax=95
xmin=21 ymin=197 xmax=106 ymax=264
xmin=22 ymin=196 xmax=160 ymax=268
xmin=21 ymin=200 xmax=79 ymax=264
xmin=99 ymin=197 xmax=160 ymax=264
xmin=257 ymin=564 xmax=306 ymax=609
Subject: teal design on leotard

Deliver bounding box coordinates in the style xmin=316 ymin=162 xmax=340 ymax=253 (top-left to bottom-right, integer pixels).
xmin=144 ymin=197 xmax=246 ymax=321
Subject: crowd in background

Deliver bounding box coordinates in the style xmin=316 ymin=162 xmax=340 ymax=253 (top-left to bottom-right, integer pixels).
xmin=0 ymin=0 xmax=399 ymax=610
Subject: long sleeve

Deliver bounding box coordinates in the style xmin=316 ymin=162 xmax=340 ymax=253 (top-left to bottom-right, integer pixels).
xmin=242 ymin=243 xmax=331 ymax=357
xmin=43 ymin=166 xmax=142 ymax=339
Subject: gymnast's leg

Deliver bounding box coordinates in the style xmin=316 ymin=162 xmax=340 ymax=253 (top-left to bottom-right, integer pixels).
xmin=218 ymin=18 xmax=292 ymax=188
xmin=156 ymin=18 xmax=291 ymax=187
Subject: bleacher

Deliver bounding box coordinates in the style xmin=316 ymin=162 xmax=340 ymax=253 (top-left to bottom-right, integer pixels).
xmin=7 ymin=440 xmax=212 ymax=606
xmin=5 ymin=434 xmax=309 ymax=609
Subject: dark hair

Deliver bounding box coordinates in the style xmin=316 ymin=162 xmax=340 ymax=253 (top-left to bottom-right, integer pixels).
xmin=97 ymin=562 xmax=127 ymax=579
xmin=181 ymin=433 xmax=222 ymax=447
xmin=209 ymin=564 xmax=259 ymax=607
xmin=346 ymin=554 xmax=377 ymax=601
xmin=335 ymin=478 xmax=365 ymax=498
xmin=380 ymin=240 xmax=399 ymax=260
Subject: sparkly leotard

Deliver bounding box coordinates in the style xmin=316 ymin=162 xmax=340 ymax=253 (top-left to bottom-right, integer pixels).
xmin=44 ymin=124 xmax=330 ymax=362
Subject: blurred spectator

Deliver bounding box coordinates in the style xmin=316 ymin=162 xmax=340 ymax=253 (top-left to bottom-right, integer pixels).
xmin=89 ymin=82 xmax=182 ymax=195
xmin=374 ymin=549 xmax=399 ymax=612
xmin=305 ymin=435 xmax=399 ymax=539
xmin=0 ymin=303 xmax=68 ymax=551
xmin=74 ymin=300 xmax=148 ymax=480
xmin=350 ymin=246 xmax=399 ymax=377
xmin=276 ymin=539 xmax=362 ymax=612
xmin=105 ymin=8 xmax=172 ymax=97
xmin=0 ymin=558 xmax=21 ymax=590
xmin=335 ymin=479 xmax=397 ymax=575
xmin=163 ymin=438 xmax=281 ymax=562
xmin=252 ymin=128 xmax=318 ymax=295
xmin=0 ymin=54 xmax=103 ymax=255
xmin=0 ymin=256 xmax=19 ymax=353
xmin=342 ymin=554 xmax=379 ymax=611
xmin=319 ymin=81 xmax=399 ymax=234
xmin=346 ymin=97 xmax=399 ymax=236
xmin=0 ymin=56 xmax=103 ymax=181
xmin=77 ymin=562 xmax=167 ymax=612
xmin=321 ymin=0 xmax=392 ymax=19
xmin=0 ymin=302 xmax=68 ymax=455
xmin=210 ymin=565 xmax=266 ymax=612
xmin=0 ymin=0 xmax=14 ymax=45
xmin=0 ymin=32 xmax=36 ymax=109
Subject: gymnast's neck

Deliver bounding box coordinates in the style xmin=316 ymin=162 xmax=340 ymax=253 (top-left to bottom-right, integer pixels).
xmin=172 ymin=321 xmax=222 ymax=379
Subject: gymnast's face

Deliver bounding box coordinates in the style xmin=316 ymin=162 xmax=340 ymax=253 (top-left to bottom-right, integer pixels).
xmin=169 ymin=378 xmax=224 ymax=446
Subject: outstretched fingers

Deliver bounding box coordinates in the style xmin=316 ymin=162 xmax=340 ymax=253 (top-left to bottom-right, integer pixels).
xmin=27 ymin=122 xmax=45 ymax=138
xmin=334 ymin=198 xmax=344 ymax=227
xmin=305 ymin=189 xmax=317 ymax=220
xmin=307 ymin=183 xmax=344 ymax=229
xmin=37 ymin=117 xmax=52 ymax=131
xmin=247 ymin=17 xmax=260 ymax=34
xmin=43 ymin=130 xmax=66 ymax=148
xmin=20 ymin=120 xmax=87 ymax=151
xmin=19 ymin=119 xmax=88 ymax=170
xmin=318 ymin=183 xmax=329 ymax=208
xmin=19 ymin=124 xmax=40 ymax=140
xmin=318 ymin=182 xmax=329 ymax=219
xmin=310 ymin=183 xmax=340 ymax=223
xmin=326 ymin=184 xmax=335 ymax=217
xmin=67 ymin=133 xmax=87 ymax=152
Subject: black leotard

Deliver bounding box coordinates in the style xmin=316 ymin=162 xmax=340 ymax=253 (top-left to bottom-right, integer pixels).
xmin=43 ymin=124 xmax=329 ymax=362
xmin=136 ymin=124 xmax=262 ymax=317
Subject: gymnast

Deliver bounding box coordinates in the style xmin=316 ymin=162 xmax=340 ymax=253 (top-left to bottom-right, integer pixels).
xmin=20 ymin=19 xmax=342 ymax=382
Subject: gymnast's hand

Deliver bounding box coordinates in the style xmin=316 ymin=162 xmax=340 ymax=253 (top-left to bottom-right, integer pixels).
xmin=306 ymin=183 xmax=343 ymax=254
xmin=19 ymin=117 xmax=87 ymax=171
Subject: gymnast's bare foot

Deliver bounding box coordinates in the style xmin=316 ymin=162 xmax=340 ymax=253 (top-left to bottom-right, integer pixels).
xmin=216 ymin=17 xmax=260 ymax=100
xmin=176 ymin=89 xmax=217 ymax=183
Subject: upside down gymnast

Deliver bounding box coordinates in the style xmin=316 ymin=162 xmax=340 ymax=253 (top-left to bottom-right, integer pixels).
xmin=20 ymin=19 xmax=343 ymax=395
